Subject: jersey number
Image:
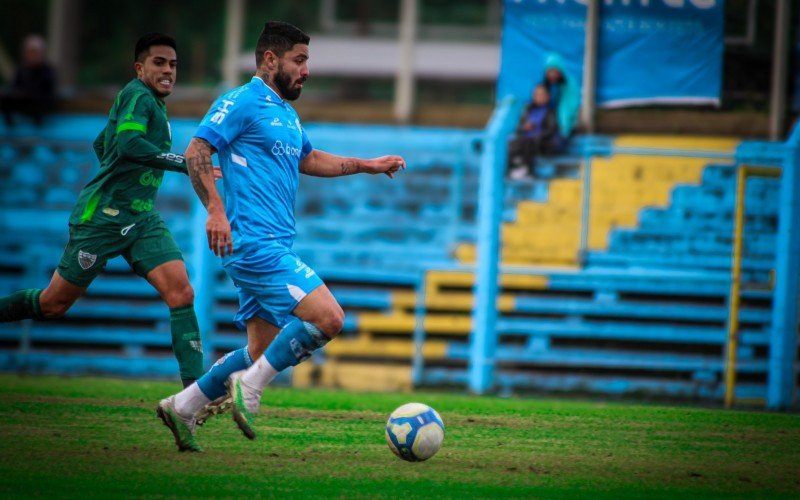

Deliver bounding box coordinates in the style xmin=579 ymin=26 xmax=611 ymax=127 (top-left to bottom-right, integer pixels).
xmin=210 ymin=99 xmax=235 ymax=125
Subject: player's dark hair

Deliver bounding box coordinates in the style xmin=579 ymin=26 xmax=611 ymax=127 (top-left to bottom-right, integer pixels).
xmin=134 ymin=33 xmax=177 ymax=62
xmin=255 ymin=21 xmax=310 ymax=66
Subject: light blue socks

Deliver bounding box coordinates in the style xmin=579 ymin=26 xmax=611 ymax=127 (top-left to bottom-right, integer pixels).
xmin=196 ymin=347 xmax=253 ymax=400
xmin=264 ymin=320 xmax=330 ymax=371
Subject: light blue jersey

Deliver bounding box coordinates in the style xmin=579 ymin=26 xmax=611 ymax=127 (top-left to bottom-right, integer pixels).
xmin=195 ymin=77 xmax=313 ymax=251
xmin=195 ymin=77 xmax=321 ymax=330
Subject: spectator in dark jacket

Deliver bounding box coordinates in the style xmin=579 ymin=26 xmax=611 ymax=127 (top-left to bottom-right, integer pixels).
xmin=541 ymin=52 xmax=580 ymax=152
xmin=1 ymin=35 xmax=57 ymax=127
xmin=508 ymin=84 xmax=558 ymax=179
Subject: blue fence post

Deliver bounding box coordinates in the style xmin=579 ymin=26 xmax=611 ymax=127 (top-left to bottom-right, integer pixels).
xmin=448 ymin=158 xmax=465 ymax=250
xmin=469 ymin=96 xmax=520 ymax=394
xmin=578 ymin=149 xmax=593 ymax=264
xmin=189 ymin=197 xmax=216 ymax=369
xmin=767 ymin=140 xmax=800 ymax=409
xmin=411 ymin=269 xmax=428 ymax=387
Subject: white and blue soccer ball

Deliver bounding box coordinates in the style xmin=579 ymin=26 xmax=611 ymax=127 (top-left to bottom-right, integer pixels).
xmin=385 ymin=402 xmax=445 ymax=462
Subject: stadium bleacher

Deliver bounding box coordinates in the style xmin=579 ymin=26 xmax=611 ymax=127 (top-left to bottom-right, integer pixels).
xmin=0 ymin=114 xmax=792 ymax=403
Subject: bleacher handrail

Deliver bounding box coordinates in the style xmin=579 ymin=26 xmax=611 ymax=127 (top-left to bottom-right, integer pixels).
xmin=470 ymin=95 xmax=523 ymax=394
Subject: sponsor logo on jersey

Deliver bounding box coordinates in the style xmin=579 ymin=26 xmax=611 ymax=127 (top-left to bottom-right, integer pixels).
xmin=270 ymin=117 xmax=283 ymax=127
xmin=272 ymin=140 xmax=301 ymax=158
xmin=102 ymin=207 xmax=119 ymax=217
xmin=139 ymin=170 xmax=163 ymax=187
xmin=121 ymin=223 xmax=136 ymax=236
xmin=131 ymin=199 xmax=154 ymax=212
xmin=294 ymin=258 xmax=316 ymax=279
xmin=78 ymin=250 xmax=97 ymax=270
xmin=155 ymin=153 xmax=184 ymax=167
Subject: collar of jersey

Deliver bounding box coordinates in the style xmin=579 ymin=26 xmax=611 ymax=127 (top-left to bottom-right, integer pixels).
xmin=250 ymin=76 xmax=286 ymax=107
xmin=132 ymin=78 xmax=166 ymax=108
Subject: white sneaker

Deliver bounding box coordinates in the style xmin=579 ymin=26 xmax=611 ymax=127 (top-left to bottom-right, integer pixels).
xmin=156 ymin=395 xmax=202 ymax=452
xmin=509 ymin=165 xmax=530 ymax=180
xmin=226 ymin=373 xmax=261 ymax=440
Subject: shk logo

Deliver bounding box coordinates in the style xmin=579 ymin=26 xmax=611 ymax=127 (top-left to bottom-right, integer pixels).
xmin=271 ymin=117 xmax=283 ymax=127
xmin=272 ymin=140 xmax=301 ymax=157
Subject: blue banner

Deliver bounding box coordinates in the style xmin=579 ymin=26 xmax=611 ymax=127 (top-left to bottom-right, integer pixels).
xmin=498 ymin=0 xmax=724 ymax=108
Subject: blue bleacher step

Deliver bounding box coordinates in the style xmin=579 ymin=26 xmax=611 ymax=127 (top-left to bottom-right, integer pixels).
xmin=530 ymin=156 xmax=582 ymax=180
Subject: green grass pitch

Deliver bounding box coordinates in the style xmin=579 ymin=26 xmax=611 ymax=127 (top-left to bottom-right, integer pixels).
xmin=0 ymin=373 xmax=798 ymax=498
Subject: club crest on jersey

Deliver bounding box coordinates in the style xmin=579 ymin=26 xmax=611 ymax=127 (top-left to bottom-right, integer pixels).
xmin=78 ymin=250 xmax=97 ymax=270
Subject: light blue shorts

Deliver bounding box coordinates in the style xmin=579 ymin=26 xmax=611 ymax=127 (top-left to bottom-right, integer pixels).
xmin=222 ymin=238 xmax=324 ymax=331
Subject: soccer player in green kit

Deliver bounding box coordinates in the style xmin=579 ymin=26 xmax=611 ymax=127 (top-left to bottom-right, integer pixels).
xmin=0 ymin=33 xmax=204 ymax=387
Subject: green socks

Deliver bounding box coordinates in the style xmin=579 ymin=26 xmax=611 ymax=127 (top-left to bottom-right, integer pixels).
xmin=0 ymin=289 xmax=43 ymax=322
xmin=169 ymin=305 xmax=204 ymax=386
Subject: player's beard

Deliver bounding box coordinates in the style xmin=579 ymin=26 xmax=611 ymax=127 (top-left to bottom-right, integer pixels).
xmin=275 ymin=64 xmax=303 ymax=101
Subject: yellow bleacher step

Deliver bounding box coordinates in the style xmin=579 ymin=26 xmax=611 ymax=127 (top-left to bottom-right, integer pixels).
xmin=425 ymin=293 xmax=514 ymax=311
xmin=613 ymin=135 xmax=738 ymax=152
xmin=455 ymin=242 xmax=578 ymax=266
xmin=358 ymin=312 xmax=471 ymax=334
xmin=547 ymin=179 xmax=582 ymax=204
xmin=325 ymin=336 xmax=447 ymax=358
xmin=391 ymin=290 xmax=417 ymax=309
xmin=293 ymin=360 xmax=413 ymax=392
xmin=426 ymin=270 xmax=549 ymax=289
xmin=515 ymin=204 xmax=581 ymax=226
xmin=454 ymin=135 xmax=740 ymax=267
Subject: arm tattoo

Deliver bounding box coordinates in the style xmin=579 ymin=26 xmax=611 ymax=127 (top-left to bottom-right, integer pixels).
xmin=187 ymin=139 xmax=214 ymax=207
xmin=340 ymin=160 xmax=361 ymax=175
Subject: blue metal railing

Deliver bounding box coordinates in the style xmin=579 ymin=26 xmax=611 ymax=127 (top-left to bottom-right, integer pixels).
xmin=470 ymin=95 xmax=523 ymax=394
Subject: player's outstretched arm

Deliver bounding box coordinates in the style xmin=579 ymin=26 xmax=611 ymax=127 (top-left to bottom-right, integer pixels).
xmin=185 ymin=137 xmax=233 ymax=256
xmin=300 ymin=150 xmax=406 ymax=179
xmin=117 ymin=131 xmax=188 ymax=173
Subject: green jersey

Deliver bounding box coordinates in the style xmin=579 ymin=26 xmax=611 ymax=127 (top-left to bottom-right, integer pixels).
xmin=69 ymin=78 xmax=187 ymax=226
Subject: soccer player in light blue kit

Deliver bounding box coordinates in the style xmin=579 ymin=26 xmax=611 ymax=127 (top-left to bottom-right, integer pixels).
xmin=157 ymin=21 xmax=405 ymax=452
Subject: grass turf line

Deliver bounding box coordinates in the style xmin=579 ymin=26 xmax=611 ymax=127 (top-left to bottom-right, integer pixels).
xmin=0 ymin=374 xmax=798 ymax=498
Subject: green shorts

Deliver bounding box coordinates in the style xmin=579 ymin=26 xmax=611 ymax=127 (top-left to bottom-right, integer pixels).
xmin=56 ymin=215 xmax=183 ymax=287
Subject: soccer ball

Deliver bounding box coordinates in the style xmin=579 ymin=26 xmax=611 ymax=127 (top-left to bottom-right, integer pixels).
xmin=385 ymin=402 xmax=445 ymax=462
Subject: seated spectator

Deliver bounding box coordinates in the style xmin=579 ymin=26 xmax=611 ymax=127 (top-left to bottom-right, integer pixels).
xmin=508 ymin=84 xmax=558 ymax=179
xmin=541 ymin=52 xmax=580 ymax=151
xmin=1 ymin=35 xmax=57 ymax=127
